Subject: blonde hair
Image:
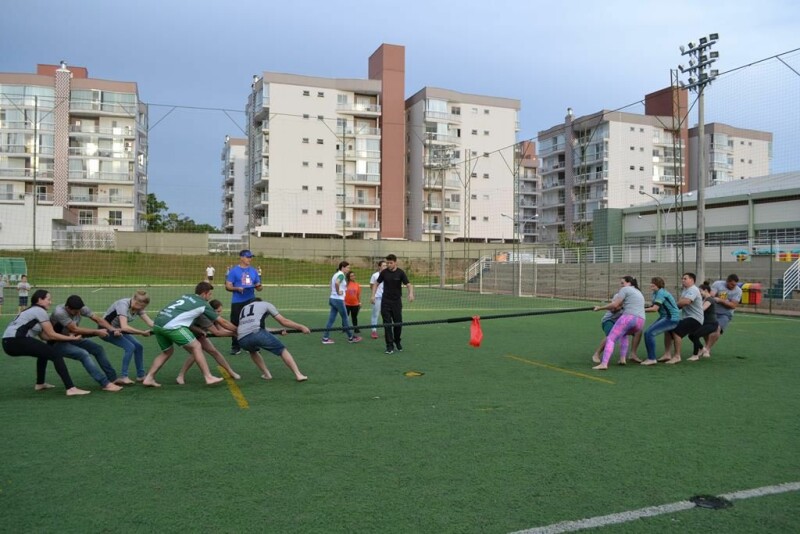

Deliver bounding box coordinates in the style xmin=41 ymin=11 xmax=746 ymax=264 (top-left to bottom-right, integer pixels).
xmin=132 ymin=290 xmax=150 ymax=305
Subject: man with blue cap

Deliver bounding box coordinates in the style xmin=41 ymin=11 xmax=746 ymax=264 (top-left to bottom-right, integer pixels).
xmin=225 ymin=249 xmax=262 ymax=355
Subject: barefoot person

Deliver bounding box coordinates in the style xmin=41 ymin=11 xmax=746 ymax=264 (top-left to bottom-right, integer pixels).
xmin=688 ymin=283 xmax=719 ymax=361
xmin=101 ymin=290 xmax=155 ymax=384
xmin=704 ymin=274 xmax=742 ymax=356
xmin=640 ymin=277 xmax=680 ymax=366
xmin=236 ymin=298 xmax=310 ymax=381
xmin=2 ymin=289 xmax=90 ymax=396
xmin=50 ymin=295 xmax=123 ymax=392
xmin=142 ymin=282 xmax=237 ymax=387
xmin=176 ymin=299 xmax=240 ymax=384
xmin=666 ymin=272 xmax=704 ymax=365
xmin=592 ymin=276 xmax=645 ymax=370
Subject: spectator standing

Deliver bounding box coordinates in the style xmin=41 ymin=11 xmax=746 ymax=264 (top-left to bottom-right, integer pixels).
xmin=372 ymin=254 xmax=414 ymax=354
xmin=225 ymin=250 xmax=262 ymax=355
xmin=17 ymin=274 xmax=31 ymax=313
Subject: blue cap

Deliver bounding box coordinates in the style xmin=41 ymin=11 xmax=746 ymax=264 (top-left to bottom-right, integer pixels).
xmin=239 ymin=249 xmax=253 ymax=258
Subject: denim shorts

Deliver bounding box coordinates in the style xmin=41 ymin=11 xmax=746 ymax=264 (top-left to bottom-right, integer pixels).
xmin=238 ymin=329 xmax=286 ymax=356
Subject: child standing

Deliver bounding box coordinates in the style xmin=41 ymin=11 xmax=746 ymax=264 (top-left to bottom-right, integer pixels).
xmin=344 ymin=271 xmax=362 ymax=335
xmin=17 ymin=274 xmax=31 ymax=313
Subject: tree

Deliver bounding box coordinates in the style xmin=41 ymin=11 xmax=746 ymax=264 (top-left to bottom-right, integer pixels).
xmin=144 ymin=192 xmax=220 ymax=233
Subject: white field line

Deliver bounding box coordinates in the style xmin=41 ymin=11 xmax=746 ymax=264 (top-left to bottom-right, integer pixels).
xmin=511 ymin=481 xmax=800 ymax=534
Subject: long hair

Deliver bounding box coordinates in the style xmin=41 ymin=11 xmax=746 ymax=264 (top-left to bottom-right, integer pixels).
xmin=622 ymin=275 xmax=640 ymax=290
xmin=30 ymin=289 xmax=49 ymax=307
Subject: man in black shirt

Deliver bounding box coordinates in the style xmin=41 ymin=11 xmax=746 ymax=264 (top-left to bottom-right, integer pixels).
xmin=372 ymin=254 xmax=414 ymax=354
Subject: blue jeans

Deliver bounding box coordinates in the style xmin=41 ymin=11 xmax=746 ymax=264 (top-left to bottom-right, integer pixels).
xmin=239 ymin=329 xmax=286 ymax=357
xmin=323 ymin=298 xmax=353 ymax=339
xmin=58 ymin=339 xmax=118 ymax=386
xmin=102 ymin=333 xmax=145 ymax=378
xmin=644 ymin=317 xmax=679 ymax=360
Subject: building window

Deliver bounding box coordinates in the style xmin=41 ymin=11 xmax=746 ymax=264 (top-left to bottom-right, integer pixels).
xmin=107 ymin=211 xmax=122 ymax=226
xmin=471 ymin=194 xmax=477 ymax=200
xmin=639 ymin=166 xmax=644 ymax=171
xmin=483 ymin=216 xmax=489 ymax=221
xmin=640 ymin=128 xmax=644 ymax=132
xmin=630 ymin=127 xmax=635 ymax=131
xmin=316 ymin=210 xmax=323 ymax=215
xmin=470 ymin=172 xmax=477 ymax=178
xmin=303 ymin=114 xmax=309 ymax=119
xmin=317 ymin=115 xmax=324 ymax=120
xmin=483 ymin=152 xmax=490 ymax=157
xmin=316 ymin=186 xmax=323 ymax=191
xmin=471 ymin=129 xmax=478 ymax=135
xmin=472 ymin=107 xmax=478 ymax=114
xmin=302 ymin=162 xmax=309 ymax=167
xmin=471 ymin=151 xmax=477 ymax=156
xmin=652 ymin=187 xmax=660 ymax=194
xmin=302 ymin=185 xmax=309 ymax=190
xmin=471 ymin=216 xmax=476 ymax=221
xmin=483 ymin=130 xmax=489 ymax=136
xmin=483 ymin=173 xmax=490 ymax=179
xmin=629 ymin=185 xmax=635 ymax=189
xmin=317 ymin=162 xmax=323 ymax=168
xmin=451 ymin=106 xmax=461 ymax=115
xmin=79 ymin=210 xmax=94 ymax=225
xmin=302 ymin=90 xmax=310 ymax=96
xmin=640 ymin=147 xmax=644 ymax=152
xmin=302 ymin=138 xmax=309 ymax=144
xmin=317 ymin=91 xmax=324 ymax=97
xmin=630 ymin=146 xmax=635 ymax=151
xmin=302 ymin=209 xmax=308 ymax=214
xmin=629 ymin=165 xmax=635 ymax=170
xmin=484 ymin=109 xmax=490 ymax=114
xmin=316 ymin=139 xmax=324 ymax=144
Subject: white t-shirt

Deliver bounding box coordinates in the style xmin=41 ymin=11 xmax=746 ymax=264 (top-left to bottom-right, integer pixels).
xmin=370 ymin=271 xmax=384 ymax=299
xmin=206 ymin=266 xmax=216 ymax=278
xmin=329 ymin=270 xmax=347 ymax=300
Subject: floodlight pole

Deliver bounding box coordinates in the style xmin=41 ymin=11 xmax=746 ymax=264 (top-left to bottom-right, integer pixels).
xmin=679 ymin=33 xmax=719 ymax=283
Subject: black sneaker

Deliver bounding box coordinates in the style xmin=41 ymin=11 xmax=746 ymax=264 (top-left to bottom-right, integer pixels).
xmin=395 ymin=342 xmax=403 ymax=352
xmin=230 ymin=348 xmax=242 ymax=355
xmin=385 ymin=346 xmax=394 ymax=354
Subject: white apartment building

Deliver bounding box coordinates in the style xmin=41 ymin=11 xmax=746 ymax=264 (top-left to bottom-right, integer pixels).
xmin=688 ymin=122 xmax=772 ymax=188
xmin=0 ymin=63 xmax=148 ymax=248
xmin=405 ymin=87 xmax=520 ymax=242
xmin=220 ymin=136 xmax=248 ymax=234
xmin=517 ymin=140 xmax=539 ymax=243
xmin=537 ymin=108 xmax=685 ymax=243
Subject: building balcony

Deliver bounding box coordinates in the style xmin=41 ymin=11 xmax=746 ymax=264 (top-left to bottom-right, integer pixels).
xmin=68 ymin=194 xmax=135 ymax=205
xmin=70 ymin=101 xmax=137 ymax=116
xmin=538 ymin=141 xmax=566 ymax=157
xmin=69 ymin=171 xmax=134 ymax=183
xmin=0 ymin=144 xmax=55 ymax=156
xmin=424 ymin=178 xmax=461 ymax=189
xmin=336 ymin=103 xmax=381 ymax=115
xmin=424 ymin=133 xmax=460 ymax=144
xmin=68 ymin=147 xmax=134 ymax=159
xmin=653 ymin=174 xmax=683 ymax=185
xmin=423 ymin=223 xmax=460 ymax=233
xmin=0 ymin=192 xmax=25 ymax=202
xmin=423 ymin=200 xmax=461 ymax=211
xmin=0 ymin=168 xmax=54 ymax=179
xmin=343 ymin=220 xmax=379 ymax=230
xmin=69 ymin=124 xmax=135 ymax=137
xmin=255 ymin=217 xmax=269 ymax=226
xmin=337 ymin=195 xmax=381 ymax=208
xmin=353 ymin=126 xmax=381 ymax=136
xmin=542 ymin=179 xmax=565 ymax=190
xmin=77 ymin=217 xmax=137 ymax=229
xmin=255 ymin=193 xmax=269 ymax=205
xmin=424 ymin=111 xmax=461 ymax=124
xmin=341 ymin=173 xmax=380 ymax=185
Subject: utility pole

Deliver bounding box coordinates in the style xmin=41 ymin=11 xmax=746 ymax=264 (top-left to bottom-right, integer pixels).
xmin=679 ymin=33 xmax=720 ymax=283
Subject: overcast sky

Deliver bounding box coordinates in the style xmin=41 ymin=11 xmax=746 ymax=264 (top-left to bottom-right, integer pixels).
xmin=2 ymin=0 xmax=798 ymax=226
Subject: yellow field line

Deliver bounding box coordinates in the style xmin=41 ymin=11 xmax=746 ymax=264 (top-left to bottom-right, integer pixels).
xmin=219 ymin=367 xmax=249 ymax=409
xmin=505 ymin=354 xmax=615 ymax=384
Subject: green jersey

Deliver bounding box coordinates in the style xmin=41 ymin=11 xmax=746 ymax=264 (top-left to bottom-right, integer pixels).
xmin=154 ymin=294 xmax=217 ymax=329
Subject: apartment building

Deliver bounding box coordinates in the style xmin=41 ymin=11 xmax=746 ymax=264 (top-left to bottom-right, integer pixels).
xmin=244 ymin=44 xmax=405 ymax=239
xmin=405 ymin=87 xmax=520 ymax=242
xmin=536 ymin=87 xmax=687 ymax=243
xmin=220 ymin=136 xmax=247 ymax=234
xmin=688 ymin=122 xmax=772 ymax=188
xmin=516 ymin=140 xmax=539 ymax=242
xmin=0 ymin=63 xmax=148 ymax=247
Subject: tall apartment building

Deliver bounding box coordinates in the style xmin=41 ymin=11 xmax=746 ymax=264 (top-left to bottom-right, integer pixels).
xmin=536 ymin=87 xmax=687 ymax=243
xmin=405 ymin=87 xmax=520 ymax=242
xmin=688 ymin=122 xmax=772 ymax=188
xmin=220 ymin=136 xmax=247 ymax=234
xmin=244 ymin=44 xmax=405 ymax=239
xmin=0 ymin=63 xmax=147 ymax=247
xmin=516 ymin=140 xmax=539 ymax=242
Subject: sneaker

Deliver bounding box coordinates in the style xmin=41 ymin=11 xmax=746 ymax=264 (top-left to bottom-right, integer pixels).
xmin=230 ymin=348 xmax=242 ymax=355
xmin=395 ymin=342 xmax=403 ymax=352
xmin=322 ymin=338 xmax=335 ymax=345
xmin=371 ymin=331 xmax=378 ymax=339
xmin=349 ymin=336 xmax=362 ymax=343
xmin=384 ymin=348 xmax=394 ymax=355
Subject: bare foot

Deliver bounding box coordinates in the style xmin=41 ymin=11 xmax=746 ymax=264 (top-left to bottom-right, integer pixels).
xmin=176 ymin=375 xmax=185 ymax=385
xmin=135 ymin=377 xmax=145 ymax=383
xmin=66 ymin=387 xmax=91 ymax=396
xmin=591 ymin=353 xmax=600 ymax=363
xmin=618 ymin=359 xmax=627 ymax=366
xmin=630 ymin=356 xmax=643 ymax=364
xmin=115 ymin=377 xmax=135 ymax=385
xmin=205 ymin=376 xmax=224 ymax=386
xmin=665 ymin=356 xmax=681 ymax=365
xmin=103 ymin=383 xmax=123 ymax=392
xmin=687 ymin=354 xmax=700 ymax=362
xmin=592 ymin=364 xmax=608 ymax=370
xmin=641 ymin=359 xmax=657 ymax=366
xmin=142 ymin=377 xmax=161 ymax=387
xmin=34 ymin=383 xmax=55 ymax=391
xmin=296 ymin=375 xmax=308 ymax=382
xmin=230 ymin=372 xmax=241 ymax=380
xmin=657 ymin=355 xmax=672 ymax=363
xmin=260 ymin=374 xmax=273 ymax=380
xmin=701 ymin=349 xmax=711 ymax=358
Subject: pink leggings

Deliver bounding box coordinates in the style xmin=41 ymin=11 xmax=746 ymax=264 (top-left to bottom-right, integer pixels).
xmin=603 ymin=315 xmax=645 ymax=365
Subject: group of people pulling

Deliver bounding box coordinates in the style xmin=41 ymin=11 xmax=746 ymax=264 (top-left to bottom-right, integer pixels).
xmin=591 ymin=273 xmax=741 ymax=370
xmin=2 ymin=251 xmax=414 ymax=395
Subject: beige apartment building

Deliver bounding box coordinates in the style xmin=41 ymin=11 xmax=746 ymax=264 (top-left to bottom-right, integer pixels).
xmin=220 ymin=136 xmax=248 ymax=234
xmin=0 ymin=63 xmax=147 ymax=248
xmin=405 ymin=87 xmax=520 ymax=242
xmin=244 ymin=44 xmax=405 ymax=239
xmin=688 ymin=122 xmax=772 ymax=188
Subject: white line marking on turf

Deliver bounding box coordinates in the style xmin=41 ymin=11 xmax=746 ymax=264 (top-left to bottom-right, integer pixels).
xmin=92 ymin=288 xmax=104 ymax=293
xmin=511 ymin=481 xmax=800 ymax=534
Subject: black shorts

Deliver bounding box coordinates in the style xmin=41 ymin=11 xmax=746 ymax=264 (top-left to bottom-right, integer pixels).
xmin=672 ymin=318 xmax=702 ymax=338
